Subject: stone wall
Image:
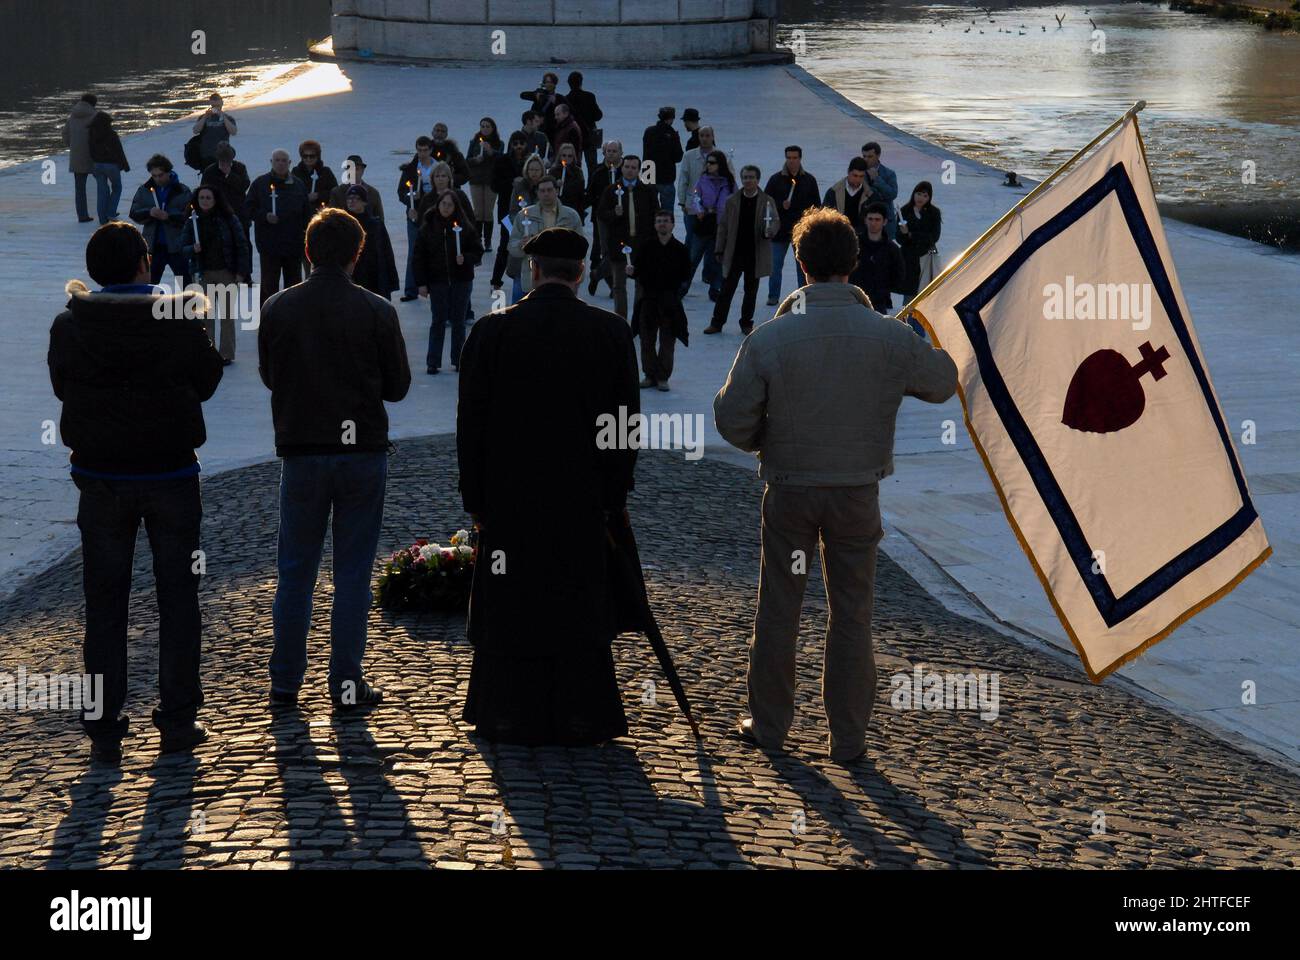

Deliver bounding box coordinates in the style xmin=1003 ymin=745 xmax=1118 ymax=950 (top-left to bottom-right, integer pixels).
xmin=329 ymin=0 xmax=785 ymax=64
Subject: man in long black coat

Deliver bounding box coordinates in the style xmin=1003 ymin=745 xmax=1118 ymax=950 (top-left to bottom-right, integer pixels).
xmin=457 ymin=228 xmax=640 ymax=746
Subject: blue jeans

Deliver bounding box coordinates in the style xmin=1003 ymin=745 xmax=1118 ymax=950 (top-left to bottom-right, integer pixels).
xmin=74 ymin=171 xmax=90 ymax=220
xmin=404 ymin=217 xmax=419 ymax=297
xmin=687 ymin=230 xmax=721 ymax=297
xmin=768 ymin=239 xmax=806 ymax=302
xmin=427 ymin=279 xmax=471 ymax=370
xmin=270 ymin=452 xmax=388 ymax=696
xmin=511 ymin=276 xmax=524 ymax=305
xmin=92 ymin=163 xmax=122 ymax=224
xmin=150 ymin=242 xmax=191 ymax=288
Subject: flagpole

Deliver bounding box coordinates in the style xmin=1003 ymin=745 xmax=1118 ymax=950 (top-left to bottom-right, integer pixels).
xmin=898 ymin=100 xmax=1147 ymax=321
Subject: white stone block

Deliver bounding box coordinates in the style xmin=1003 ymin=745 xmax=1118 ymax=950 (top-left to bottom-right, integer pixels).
xmin=487 ymin=0 xmax=554 ymax=23
xmin=620 ymin=0 xmax=664 ymax=24
xmin=385 ymin=0 xmax=430 ymax=20
xmin=680 ymin=0 xmax=726 ymax=23
xmin=436 ymin=0 xmax=490 ymax=21
xmin=554 ymin=0 xmax=620 ymax=25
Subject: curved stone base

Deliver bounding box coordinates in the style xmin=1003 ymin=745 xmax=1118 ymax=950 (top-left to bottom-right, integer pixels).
xmin=327 ymin=0 xmax=789 ymax=65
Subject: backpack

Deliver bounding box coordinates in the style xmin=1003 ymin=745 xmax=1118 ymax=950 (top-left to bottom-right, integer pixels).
xmin=183 ymin=134 xmax=204 ymax=172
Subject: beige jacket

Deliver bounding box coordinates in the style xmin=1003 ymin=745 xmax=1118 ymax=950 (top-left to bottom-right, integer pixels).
xmin=715 ymin=188 xmax=779 ymax=278
xmin=507 ymin=202 xmax=581 ymax=290
xmin=714 ymin=282 xmax=957 ymax=486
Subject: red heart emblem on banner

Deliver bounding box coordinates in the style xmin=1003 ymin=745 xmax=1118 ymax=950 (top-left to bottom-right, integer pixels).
xmin=1062 ymin=340 xmax=1171 ymax=434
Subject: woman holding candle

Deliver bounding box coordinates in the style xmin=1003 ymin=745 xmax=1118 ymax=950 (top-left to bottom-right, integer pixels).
xmin=504 ymin=154 xmax=547 ymax=293
xmin=416 ymin=161 xmax=472 ymax=221
xmin=897 ymin=180 xmax=943 ymax=302
xmin=466 ymin=117 xmax=503 ymax=252
xmin=414 ymin=190 xmax=483 ymax=375
xmin=181 ymin=184 xmax=251 ymax=363
xmin=548 ymin=142 xmax=587 ymax=223
xmin=686 ymin=149 xmax=734 ymax=302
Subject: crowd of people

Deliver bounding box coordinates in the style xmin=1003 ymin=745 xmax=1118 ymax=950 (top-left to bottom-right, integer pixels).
xmin=63 ymin=72 xmax=944 ymax=384
xmin=51 ymin=73 xmax=958 ymax=765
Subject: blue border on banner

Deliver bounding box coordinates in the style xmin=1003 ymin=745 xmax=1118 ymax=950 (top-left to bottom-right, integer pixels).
xmin=953 ymin=162 xmax=1257 ymax=628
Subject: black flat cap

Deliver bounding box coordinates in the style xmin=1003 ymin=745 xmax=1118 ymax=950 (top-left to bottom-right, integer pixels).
xmin=522 ymin=227 xmax=588 ymax=260
xmin=682 ymin=108 xmax=701 ymax=122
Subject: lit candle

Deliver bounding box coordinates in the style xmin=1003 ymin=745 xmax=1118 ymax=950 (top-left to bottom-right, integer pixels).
xmin=452 ymin=221 xmax=462 ymax=257
xmin=622 ymin=244 xmax=633 ymax=268
xmin=560 ymin=159 xmax=567 ymax=192
xmin=517 ymin=194 xmax=526 ymax=211
xmin=787 ymin=178 xmax=796 ymax=203
xmin=151 ymin=187 xmax=160 ymax=208
xmin=270 ymin=183 xmax=277 ymax=216
xmin=407 ymin=181 xmax=415 ymax=210
xmin=190 ymin=209 xmax=200 ymax=245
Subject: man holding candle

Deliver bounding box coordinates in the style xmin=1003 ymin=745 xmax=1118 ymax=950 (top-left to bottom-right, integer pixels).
xmin=596 ymin=155 xmax=654 ymax=320
xmin=764 ymin=145 xmax=820 ymax=306
xmin=397 ymin=136 xmax=438 ymax=300
xmin=430 ymin=122 xmax=472 ymax=188
xmin=629 ymin=208 xmax=691 ymax=392
xmin=244 ymin=149 xmax=310 ymax=304
xmin=293 ymin=141 xmax=338 ymax=275
xmin=585 ymin=140 xmax=623 ymax=297
xmin=508 ymin=176 xmax=581 ymax=300
xmin=128 ymin=154 xmax=194 ymax=287
xmin=705 ymin=165 xmax=778 ymax=336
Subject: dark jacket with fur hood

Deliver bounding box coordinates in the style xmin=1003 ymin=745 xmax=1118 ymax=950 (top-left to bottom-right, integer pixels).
xmin=48 ymin=280 xmax=224 ymax=474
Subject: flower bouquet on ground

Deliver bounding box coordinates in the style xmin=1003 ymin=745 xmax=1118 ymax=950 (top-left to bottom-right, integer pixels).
xmin=376 ymin=529 xmax=476 ymax=613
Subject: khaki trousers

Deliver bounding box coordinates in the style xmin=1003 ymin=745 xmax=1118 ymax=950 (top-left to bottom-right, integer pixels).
xmin=200 ymin=268 xmax=237 ymax=361
xmin=748 ymin=482 xmax=883 ymax=762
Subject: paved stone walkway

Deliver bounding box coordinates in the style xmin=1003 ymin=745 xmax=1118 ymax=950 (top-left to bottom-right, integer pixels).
xmin=1 ymin=436 xmax=1297 ymax=869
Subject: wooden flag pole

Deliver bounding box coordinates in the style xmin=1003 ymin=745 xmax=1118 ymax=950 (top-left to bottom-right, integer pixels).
xmin=898 ymin=100 xmax=1148 ymax=322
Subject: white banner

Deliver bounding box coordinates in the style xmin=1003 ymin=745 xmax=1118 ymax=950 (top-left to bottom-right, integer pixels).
xmin=909 ymin=113 xmax=1270 ymax=681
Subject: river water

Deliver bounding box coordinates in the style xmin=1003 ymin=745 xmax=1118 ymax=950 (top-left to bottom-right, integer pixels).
xmin=2 ymin=0 xmax=1294 ymax=246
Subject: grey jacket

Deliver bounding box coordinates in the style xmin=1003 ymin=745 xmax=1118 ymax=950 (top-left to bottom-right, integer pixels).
xmin=64 ymin=101 xmax=98 ymax=174
xmin=714 ymin=283 xmax=957 ymax=486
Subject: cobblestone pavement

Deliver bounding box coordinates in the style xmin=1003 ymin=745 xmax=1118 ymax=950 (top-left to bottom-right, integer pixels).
xmin=1 ymin=435 xmax=1297 ymax=870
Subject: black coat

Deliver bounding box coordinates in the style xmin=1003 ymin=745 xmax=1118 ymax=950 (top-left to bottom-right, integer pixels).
xmin=764 ymin=168 xmax=821 ymax=240
xmin=244 ymin=172 xmax=309 ymax=256
xmin=641 ymin=120 xmax=684 ymax=184
xmin=596 ymin=180 xmax=656 ymax=263
xmin=180 ymin=208 xmax=252 ymax=279
xmin=201 ymin=161 xmax=251 ymax=224
xmin=565 ymin=87 xmax=603 ymax=138
xmin=851 ymin=233 xmax=905 ymax=312
xmin=630 ymin=235 xmax=691 ymax=347
xmin=519 ymin=88 xmax=567 ymax=137
xmin=87 ymin=112 xmax=129 ymax=171
xmin=257 ymin=265 xmax=411 ymax=456
xmin=413 ymin=208 xmax=484 ymax=286
xmin=292 ymin=161 xmax=338 ymax=215
xmin=48 ymin=281 xmax=223 ymax=474
xmin=898 ymin=202 xmax=942 ymax=297
xmin=352 ymin=215 xmax=400 ymax=299
xmin=457 ymin=283 xmax=639 ymax=655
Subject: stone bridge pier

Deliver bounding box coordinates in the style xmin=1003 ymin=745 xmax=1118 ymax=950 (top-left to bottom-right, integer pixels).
xmin=325 ymin=0 xmax=790 ymax=65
